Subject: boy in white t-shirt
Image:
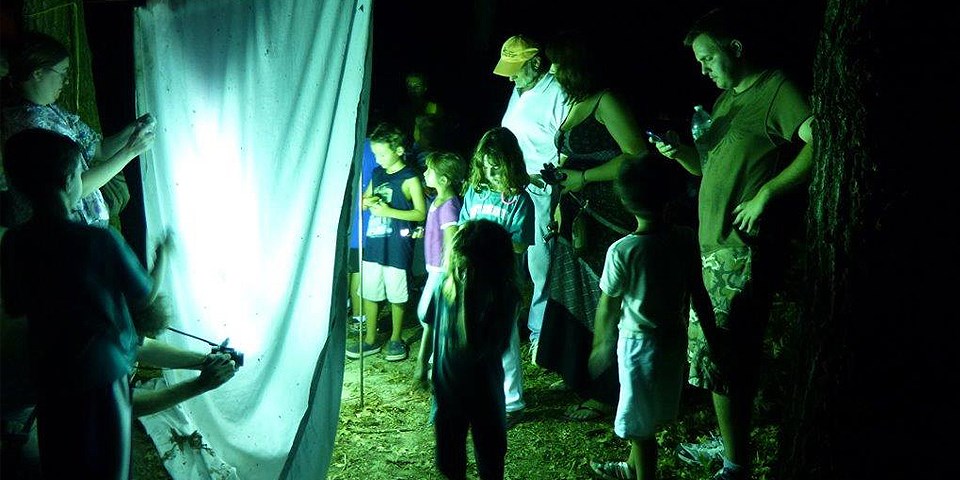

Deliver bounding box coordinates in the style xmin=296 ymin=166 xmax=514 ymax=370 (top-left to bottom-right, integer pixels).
xmin=588 ymin=158 xmax=719 ymax=480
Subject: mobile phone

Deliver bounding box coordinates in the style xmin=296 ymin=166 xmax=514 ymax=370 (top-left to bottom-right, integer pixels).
xmin=645 ymin=130 xmax=667 ymax=144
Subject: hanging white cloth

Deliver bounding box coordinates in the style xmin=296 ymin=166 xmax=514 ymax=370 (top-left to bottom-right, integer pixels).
xmin=133 ymin=0 xmax=371 ymax=478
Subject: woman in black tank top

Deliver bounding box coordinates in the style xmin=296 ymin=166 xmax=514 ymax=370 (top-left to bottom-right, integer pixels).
xmin=537 ymin=31 xmax=652 ymax=418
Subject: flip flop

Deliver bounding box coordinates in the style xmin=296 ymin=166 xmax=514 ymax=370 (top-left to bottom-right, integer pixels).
xmin=548 ymin=379 xmax=571 ymax=391
xmin=564 ymin=400 xmax=612 ymax=421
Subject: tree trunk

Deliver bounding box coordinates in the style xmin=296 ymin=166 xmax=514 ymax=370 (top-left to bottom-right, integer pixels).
xmin=779 ymin=1 xmax=957 ymax=478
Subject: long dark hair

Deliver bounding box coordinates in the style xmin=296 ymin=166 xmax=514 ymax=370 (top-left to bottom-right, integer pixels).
xmin=442 ymin=219 xmax=519 ymax=353
xmin=546 ymin=30 xmax=604 ymax=104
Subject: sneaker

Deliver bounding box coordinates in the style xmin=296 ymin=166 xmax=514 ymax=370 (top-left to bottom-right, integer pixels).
xmin=712 ymin=466 xmax=747 ymax=480
xmin=345 ymin=339 xmax=381 ymax=359
xmin=677 ymin=432 xmax=724 ymax=466
xmin=589 ymin=460 xmax=635 ymax=480
xmin=505 ymin=409 xmax=524 ymax=429
xmin=384 ymin=340 xmax=408 ymax=361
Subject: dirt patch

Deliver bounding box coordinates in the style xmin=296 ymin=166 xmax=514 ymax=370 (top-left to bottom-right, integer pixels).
xmin=131 ymin=313 xmax=787 ymax=479
xmin=327 ymin=320 xmax=769 ymax=480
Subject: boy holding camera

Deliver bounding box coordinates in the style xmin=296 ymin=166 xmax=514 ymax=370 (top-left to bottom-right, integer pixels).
xmin=347 ymin=122 xmax=426 ymax=361
xmin=0 ymin=128 xmax=169 ymax=479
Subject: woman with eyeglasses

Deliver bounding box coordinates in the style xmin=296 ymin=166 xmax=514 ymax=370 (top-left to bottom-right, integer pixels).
xmin=1 ymin=31 xmax=156 ymax=228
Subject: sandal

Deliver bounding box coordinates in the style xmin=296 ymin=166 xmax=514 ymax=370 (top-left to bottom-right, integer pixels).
xmin=589 ymin=460 xmax=635 ymax=480
xmin=548 ymin=379 xmax=571 ymax=391
xmin=564 ymin=399 xmax=613 ymax=421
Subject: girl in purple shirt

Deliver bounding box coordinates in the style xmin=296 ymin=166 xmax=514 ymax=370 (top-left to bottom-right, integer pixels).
xmin=416 ymin=152 xmax=465 ymax=324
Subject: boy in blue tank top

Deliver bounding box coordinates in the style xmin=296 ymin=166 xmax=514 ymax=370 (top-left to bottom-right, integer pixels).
xmin=347 ymin=123 xmax=426 ymax=361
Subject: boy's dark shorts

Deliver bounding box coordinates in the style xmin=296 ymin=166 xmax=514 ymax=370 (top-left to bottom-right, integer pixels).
xmin=687 ymin=246 xmax=771 ymax=396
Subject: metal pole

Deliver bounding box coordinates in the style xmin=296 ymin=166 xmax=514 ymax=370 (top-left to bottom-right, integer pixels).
xmin=355 ymin=161 xmax=365 ymax=409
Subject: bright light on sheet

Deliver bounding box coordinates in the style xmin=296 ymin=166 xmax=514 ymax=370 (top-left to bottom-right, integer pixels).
xmin=134 ymin=1 xmax=371 ymax=478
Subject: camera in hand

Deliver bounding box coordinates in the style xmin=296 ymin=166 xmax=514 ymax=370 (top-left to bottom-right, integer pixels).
xmin=540 ymin=163 xmax=567 ymax=186
xmin=212 ymin=338 xmax=245 ymax=367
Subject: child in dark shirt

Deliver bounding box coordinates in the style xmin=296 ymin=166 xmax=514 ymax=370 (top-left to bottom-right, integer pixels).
xmin=0 ymin=128 xmax=168 ymax=479
xmin=415 ymin=219 xmax=520 ymax=480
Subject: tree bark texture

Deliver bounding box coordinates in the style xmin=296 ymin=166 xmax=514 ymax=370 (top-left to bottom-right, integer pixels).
xmin=779 ymin=1 xmax=957 ymax=478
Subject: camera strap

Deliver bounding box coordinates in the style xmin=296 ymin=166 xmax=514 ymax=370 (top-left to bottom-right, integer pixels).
xmin=564 ymin=191 xmax=632 ymax=235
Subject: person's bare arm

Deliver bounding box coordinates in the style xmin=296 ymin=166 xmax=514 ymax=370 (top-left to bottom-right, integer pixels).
xmin=441 ymin=223 xmax=456 ymax=262
xmin=138 ymin=233 xmax=173 ymax=309
xmin=82 ymin=115 xmax=156 ymax=195
xmin=732 ymin=116 xmax=814 ymax=233
xmin=560 ymin=93 xmax=649 ymax=192
xmin=360 ymin=182 xmax=377 ymax=210
xmin=588 ymin=292 xmax=622 ymax=377
xmin=652 ymin=134 xmax=702 ymax=176
xmin=137 ymin=337 xmax=207 ymax=369
xmin=414 ymin=324 xmax=433 ymax=391
xmin=100 ymin=114 xmax=156 ymax=159
xmin=369 ymin=176 xmax=427 ymax=222
xmin=133 ymin=353 xmax=236 ymax=416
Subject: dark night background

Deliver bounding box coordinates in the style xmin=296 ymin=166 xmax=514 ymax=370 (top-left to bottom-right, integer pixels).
xmin=3 ymin=2 xmax=955 ymax=478
xmin=68 ymin=0 xmax=825 ymax=257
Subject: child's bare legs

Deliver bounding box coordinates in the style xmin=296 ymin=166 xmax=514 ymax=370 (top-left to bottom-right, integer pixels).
xmin=362 ymin=299 xmax=379 ymax=344
xmin=349 ymin=272 xmax=362 ymax=317
xmin=629 ymin=437 xmax=657 ymax=480
xmin=389 ymin=302 xmax=405 ymax=342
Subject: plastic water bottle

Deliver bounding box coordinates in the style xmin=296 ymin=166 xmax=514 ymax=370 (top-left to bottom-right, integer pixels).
xmin=691 ymin=105 xmax=712 ymax=141
xmin=691 ymin=105 xmax=713 ymax=160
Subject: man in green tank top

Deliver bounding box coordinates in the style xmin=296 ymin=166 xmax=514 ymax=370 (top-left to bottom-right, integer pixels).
xmin=651 ymin=7 xmax=814 ymax=480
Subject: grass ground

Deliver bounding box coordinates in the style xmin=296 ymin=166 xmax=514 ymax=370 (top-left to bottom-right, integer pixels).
xmin=327 ymin=315 xmax=784 ymax=480
xmin=130 ymin=294 xmax=793 ymax=479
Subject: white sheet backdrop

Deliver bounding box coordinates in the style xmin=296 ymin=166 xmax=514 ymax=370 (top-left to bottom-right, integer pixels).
xmin=133 ymin=0 xmax=370 ymax=478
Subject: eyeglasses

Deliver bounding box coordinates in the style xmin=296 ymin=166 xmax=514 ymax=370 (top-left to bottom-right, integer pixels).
xmin=44 ymin=67 xmax=70 ymax=83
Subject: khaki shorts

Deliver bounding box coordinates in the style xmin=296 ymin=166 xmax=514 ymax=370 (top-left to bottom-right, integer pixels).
xmin=360 ymin=261 xmax=408 ymax=304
